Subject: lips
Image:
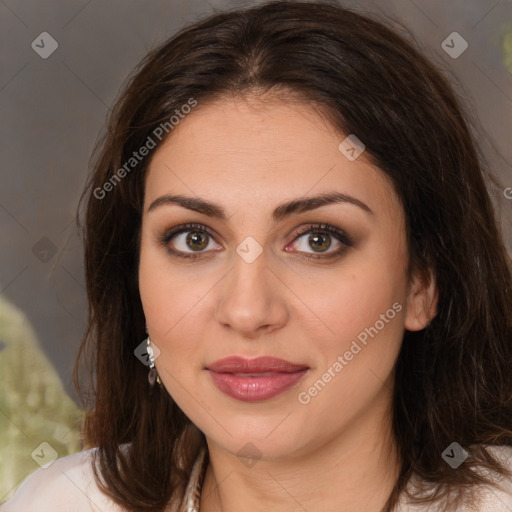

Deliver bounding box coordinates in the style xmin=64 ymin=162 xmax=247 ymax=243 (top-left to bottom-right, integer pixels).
xmin=207 ymin=356 xmax=308 ymax=373
xmin=206 ymin=356 xmax=309 ymax=402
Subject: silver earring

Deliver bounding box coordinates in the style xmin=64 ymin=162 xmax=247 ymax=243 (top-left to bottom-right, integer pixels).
xmin=146 ymin=336 xmax=162 ymax=387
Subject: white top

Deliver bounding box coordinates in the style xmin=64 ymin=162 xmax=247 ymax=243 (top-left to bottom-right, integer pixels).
xmin=2 ymin=444 xmax=512 ymax=511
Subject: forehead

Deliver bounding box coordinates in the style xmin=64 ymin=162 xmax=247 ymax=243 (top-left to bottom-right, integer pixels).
xmin=144 ymin=95 xmax=400 ymax=220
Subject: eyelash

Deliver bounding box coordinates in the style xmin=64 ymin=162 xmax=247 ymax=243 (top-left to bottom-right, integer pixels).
xmin=157 ymin=222 xmax=353 ymax=261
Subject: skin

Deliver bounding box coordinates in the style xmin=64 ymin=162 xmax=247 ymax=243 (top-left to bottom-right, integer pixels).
xmin=138 ymin=94 xmax=437 ymax=512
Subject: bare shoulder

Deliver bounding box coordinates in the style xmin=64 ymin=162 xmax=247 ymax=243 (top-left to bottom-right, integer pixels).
xmin=484 ymin=443 xmax=512 ymax=468
xmin=475 ymin=444 xmax=512 ymax=509
xmin=396 ymin=445 xmax=512 ymax=511
xmin=0 ymin=448 xmax=124 ymax=512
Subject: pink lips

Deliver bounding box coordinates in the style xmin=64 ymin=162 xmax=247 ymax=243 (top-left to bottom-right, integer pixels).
xmin=206 ymin=356 xmax=309 ymax=402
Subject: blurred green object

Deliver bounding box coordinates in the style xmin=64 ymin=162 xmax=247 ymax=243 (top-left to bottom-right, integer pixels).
xmin=504 ymin=25 xmax=512 ymax=75
xmin=0 ymin=296 xmax=83 ymax=502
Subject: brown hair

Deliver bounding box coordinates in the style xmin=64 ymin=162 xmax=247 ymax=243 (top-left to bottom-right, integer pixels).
xmin=75 ymin=1 xmax=512 ymax=511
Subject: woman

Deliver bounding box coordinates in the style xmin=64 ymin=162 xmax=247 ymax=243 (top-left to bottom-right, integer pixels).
xmin=3 ymin=1 xmax=512 ymax=511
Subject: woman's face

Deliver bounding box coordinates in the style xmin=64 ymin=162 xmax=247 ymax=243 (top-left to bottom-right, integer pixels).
xmin=139 ymin=95 xmax=434 ymax=460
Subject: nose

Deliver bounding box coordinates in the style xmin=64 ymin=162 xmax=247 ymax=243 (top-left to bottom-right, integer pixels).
xmin=214 ymin=248 xmax=289 ymax=338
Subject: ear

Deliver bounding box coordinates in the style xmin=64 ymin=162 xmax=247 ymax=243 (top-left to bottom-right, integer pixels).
xmin=404 ymin=269 xmax=438 ymax=331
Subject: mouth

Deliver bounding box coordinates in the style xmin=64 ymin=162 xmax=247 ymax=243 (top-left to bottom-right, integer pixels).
xmin=206 ymin=355 xmax=309 ymax=373
xmin=206 ymin=356 xmax=309 ymax=402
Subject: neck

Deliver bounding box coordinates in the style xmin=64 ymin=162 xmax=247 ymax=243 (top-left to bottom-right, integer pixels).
xmin=199 ymin=378 xmax=400 ymax=512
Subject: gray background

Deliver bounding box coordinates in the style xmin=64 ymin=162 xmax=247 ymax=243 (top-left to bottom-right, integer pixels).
xmin=1 ymin=0 xmax=511 ymax=404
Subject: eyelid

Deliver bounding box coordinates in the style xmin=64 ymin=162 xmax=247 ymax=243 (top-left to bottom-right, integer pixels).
xmin=288 ymin=223 xmax=353 ymax=247
xmin=158 ymin=223 xmax=217 ymax=243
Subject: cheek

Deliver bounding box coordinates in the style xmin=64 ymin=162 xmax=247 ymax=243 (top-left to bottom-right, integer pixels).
xmin=294 ymin=266 xmax=406 ymax=433
xmin=293 ymin=239 xmax=408 ymax=416
xmin=138 ymin=240 xmax=217 ymax=363
xmin=301 ymin=251 xmax=407 ymax=355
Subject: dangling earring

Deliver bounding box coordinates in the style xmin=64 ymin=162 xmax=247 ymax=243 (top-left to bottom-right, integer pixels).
xmin=146 ymin=336 xmax=162 ymax=387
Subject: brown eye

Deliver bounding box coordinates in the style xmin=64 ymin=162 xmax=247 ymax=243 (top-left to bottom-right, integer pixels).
xmin=186 ymin=231 xmax=209 ymax=251
xmin=288 ymin=223 xmax=353 ymax=259
xmin=158 ymin=223 xmax=222 ymax=259
xmin=308 ymin=233 xmax=332 ymax=252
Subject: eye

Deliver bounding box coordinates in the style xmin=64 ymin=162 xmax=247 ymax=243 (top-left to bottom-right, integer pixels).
xmin=158 ymin=222 xmax=353 ymax=261
xmin=287 ymin=223 xmax=353 ymax=259
xmin=158 ymin=223 xmax=222 ymax=259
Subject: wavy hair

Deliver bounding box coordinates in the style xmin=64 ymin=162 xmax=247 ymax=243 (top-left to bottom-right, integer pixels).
xmin=75 ymin=1 xmax=512 ymax=511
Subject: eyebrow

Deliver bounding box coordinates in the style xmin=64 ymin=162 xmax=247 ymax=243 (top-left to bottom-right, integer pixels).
xmin=147 ymin=192 xmax=373 ymax=221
